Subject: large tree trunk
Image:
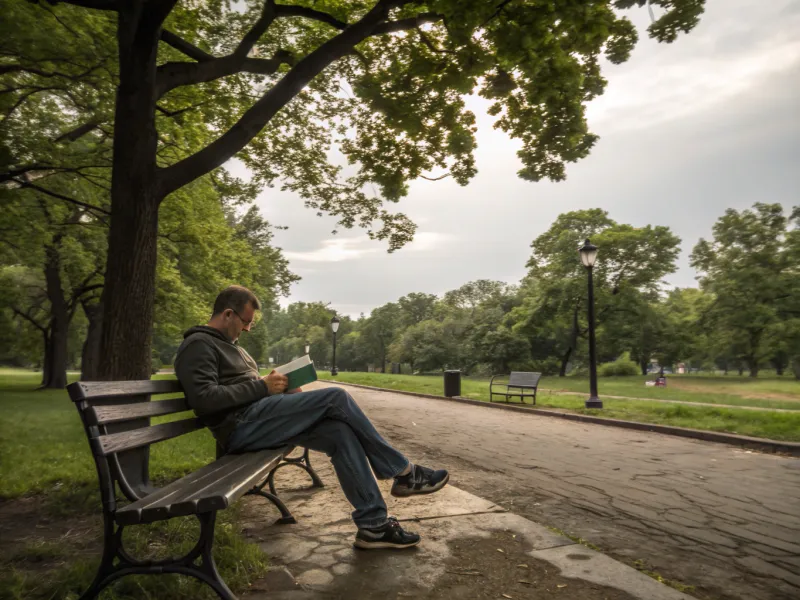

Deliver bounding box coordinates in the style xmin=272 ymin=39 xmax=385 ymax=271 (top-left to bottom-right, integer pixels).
xmin=97 ymin=7 xmax=164 ymax=381
xmin=81 ymin=299 xmax=104 ymax=380
xmin=41 ymin=242 xmax=69 ymax=389
xmin=748 ymin=357 xmax=759 ymax=378
xmin=640 ymin=360 xmax=648 ymax=376
xmin=772 ymin=353 xmax=787 ymax=376
xmin=792 ymin=358 xmax=800 ymax=380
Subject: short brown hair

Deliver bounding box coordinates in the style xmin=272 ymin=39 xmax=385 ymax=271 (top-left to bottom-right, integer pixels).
xmin=212 ymin=285 xmax=260 ymax=316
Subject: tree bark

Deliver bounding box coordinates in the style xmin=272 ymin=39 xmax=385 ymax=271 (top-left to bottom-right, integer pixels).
xmin=748 ymin=359 xmax=759 ymax=378
xmin=97 ymin=6 xmax=165 ymax=381
xmin=81 ymin=299 xmax=103 ymax=380
xmin=640 ymin=360 xmax=648 ymax=376
xmin=41 ymin=241 xmax=69 ymax=389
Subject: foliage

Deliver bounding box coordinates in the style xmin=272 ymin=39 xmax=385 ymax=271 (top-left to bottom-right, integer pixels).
xmin=511 ymin=209 xmax=681 ymax=375
xmin=691 ymin=203 xmax=800 ymax=377
xmin=598 ymin=352 xmax=640 ymax=377
xmin=1 ymin=0 xmax=706 ymax=380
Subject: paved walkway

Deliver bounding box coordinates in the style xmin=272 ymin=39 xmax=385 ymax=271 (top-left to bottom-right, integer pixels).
xmin=311 ymin=382 xmax=800 ymax=600
xmin=242 ymin=459 xmax=692 ymax=600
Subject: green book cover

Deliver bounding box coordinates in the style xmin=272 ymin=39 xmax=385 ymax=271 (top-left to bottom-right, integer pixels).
xmin=275 ymin=355 xmax=317 ymax=390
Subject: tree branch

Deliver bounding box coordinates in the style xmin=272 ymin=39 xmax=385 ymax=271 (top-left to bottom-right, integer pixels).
xmin=46 ymin=0 xmax=120 ymax=11
xmin=233 ymin=0 xmax=278 ymax=60
xmin=156 ymin=51 xmax=292 ymax=97
xmin=160 ymin=30 xmax=215 ymax=62
xmin=69 ymin=278 xmax=104 ymax=315
xmin=159 ymin=0 xmax=403 ymax=195
xmin=0 ymin=65 xmax=74 ymax=78
xmin=156 ymin=3 xmax=291 ymax=96
xmin=1 ymin=164 xmax=110 ymax=184
xmin=373 ymin=12 xmax=442 ymax=34
xmin=3 ymin=87 xmax=59 ymax=119
xmin=54 ymin=119 xmax=102 ymax=143
xmin=420 ymin=172 xmax=451 ymax=181
xmin=12 ymin=179 xmax=111 ymax=217
xmin=275 ymin=4 xmax=348 ymax=29
xmin=274 ymin=5 xmax=442 ymax=35
xmin=12 ymin=307 xmax=48 ymax=335
xmin=483 ymin=0 xmax=514 ymax=26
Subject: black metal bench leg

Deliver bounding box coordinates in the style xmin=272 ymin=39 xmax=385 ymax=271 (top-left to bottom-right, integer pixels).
xmin=79 ymin=512 xmax=237 ymax=600
xmin=78 ymin=514 xmax=118 ymax=600
xmin=247 ymin=487 xmax=297 ymax=525
xmin=266 ymin=448 xmax=324 ymax=496
xmin=193 ymin=511 xmax=237 ymax=600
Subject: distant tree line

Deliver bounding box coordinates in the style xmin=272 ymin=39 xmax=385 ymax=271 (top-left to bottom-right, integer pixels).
xmin=263 ymin=204 xmax=800 ymax=379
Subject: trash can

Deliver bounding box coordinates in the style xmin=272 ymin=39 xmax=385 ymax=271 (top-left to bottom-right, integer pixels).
xmin=444 ymin=370 xmax=461 ymax=397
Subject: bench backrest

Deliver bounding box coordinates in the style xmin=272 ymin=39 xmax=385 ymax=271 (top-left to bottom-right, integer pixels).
xmin=507 ymin=371 xmax=542 ymax=388
xmin=67 ymin=379 xmax=203 ymax=507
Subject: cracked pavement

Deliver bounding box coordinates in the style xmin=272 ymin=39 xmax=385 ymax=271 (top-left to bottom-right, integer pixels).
xmin=312 ymin=382 xmax=800 ymax=600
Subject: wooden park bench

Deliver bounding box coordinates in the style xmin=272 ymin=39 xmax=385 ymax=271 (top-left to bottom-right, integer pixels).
xmin=67 ymin=379 xmax=323 ymax=600
xmin=489 ymin=371 xmax=542 ymax=405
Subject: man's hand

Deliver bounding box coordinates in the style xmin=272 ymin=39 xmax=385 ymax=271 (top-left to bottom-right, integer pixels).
xmin=262 ymin=370 xmax=288 ymax=395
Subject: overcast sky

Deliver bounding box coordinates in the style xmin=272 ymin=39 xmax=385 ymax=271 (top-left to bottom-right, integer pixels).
xmin=238 ymin=0 xmax=800 ymax=318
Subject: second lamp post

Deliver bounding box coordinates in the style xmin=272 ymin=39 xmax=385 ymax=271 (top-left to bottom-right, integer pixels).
xmin=579 ymin=239 xmax=602 ymax=409
xmin=330 ymin=316 xmax=339 ymax=376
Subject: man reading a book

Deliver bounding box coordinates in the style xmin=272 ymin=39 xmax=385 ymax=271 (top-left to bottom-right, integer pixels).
xmin=175 ymin=285 xmax=449 ymax=550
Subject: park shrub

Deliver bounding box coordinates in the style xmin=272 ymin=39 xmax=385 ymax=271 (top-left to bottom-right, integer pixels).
xmin=599 ymin=353 xmax=640 ymax=377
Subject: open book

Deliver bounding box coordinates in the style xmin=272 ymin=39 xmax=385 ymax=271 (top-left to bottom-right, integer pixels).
xmin=275 ymin=355 xmax=318 ymax=390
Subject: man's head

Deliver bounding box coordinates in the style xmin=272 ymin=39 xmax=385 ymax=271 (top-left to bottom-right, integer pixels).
xmin=208 ymin=285 xmax=261 ymax=342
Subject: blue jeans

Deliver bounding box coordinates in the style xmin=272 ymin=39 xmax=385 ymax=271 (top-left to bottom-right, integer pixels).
xmin=227 ymin=386 xmax=409 ymax=529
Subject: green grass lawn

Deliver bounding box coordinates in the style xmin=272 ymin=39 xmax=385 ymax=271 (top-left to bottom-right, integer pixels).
xmin=0 ymin=369 xmax=268 ymax=600
xmin=538 ymin=373 xmax=800 ymax=410
xmin=317 ymin=371 xmax=800 ymax=443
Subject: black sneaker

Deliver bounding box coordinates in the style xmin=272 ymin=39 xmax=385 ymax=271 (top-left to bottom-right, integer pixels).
xmin=354 ymin=517 xmax=421 ymax=549
xmin=391 ymin=464 xmax=449 ymax=498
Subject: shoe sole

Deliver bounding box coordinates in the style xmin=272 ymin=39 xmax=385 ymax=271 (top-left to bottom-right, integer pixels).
xmin=353 ymin=538 xmax=421 ymax=550
xmin=390 ymin=472 xmax=450 ymax=498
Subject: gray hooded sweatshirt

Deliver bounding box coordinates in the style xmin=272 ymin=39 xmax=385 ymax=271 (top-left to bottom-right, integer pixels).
xmin=174 ymin=325 xmax=268 ymax=449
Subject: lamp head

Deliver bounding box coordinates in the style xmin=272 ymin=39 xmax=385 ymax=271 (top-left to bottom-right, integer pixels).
xmin=579 ymin=239 xmax=598 ymax=268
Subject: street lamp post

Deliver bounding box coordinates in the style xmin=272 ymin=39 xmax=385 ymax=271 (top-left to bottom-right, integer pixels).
xmin=579 ymin=239 xmax=602 ymax=409
xmin=330 ymin=316 xmax=340 ymax=376
xmin=305 ymin=341 xmax=310 ymax=355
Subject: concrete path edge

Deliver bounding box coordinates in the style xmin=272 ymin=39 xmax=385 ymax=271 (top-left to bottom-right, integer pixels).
xmin=319 ymin=379 xmax=800 ymax=457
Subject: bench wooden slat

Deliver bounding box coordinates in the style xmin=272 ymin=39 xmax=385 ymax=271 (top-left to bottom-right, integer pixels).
xmin=115 ymin=448 xmax=285 ymax=525
xmin=69 ymin=380 xmax=183 ymax=402
xmin=88 ymin=397 xmax=191 ymax=426
xmin=115 ymin=453 xmax=256 ymax=524
xmin=98 ymin=417 xmax=204 ymax=455
xmin=175 ymin=450 xmax=284 ymax=516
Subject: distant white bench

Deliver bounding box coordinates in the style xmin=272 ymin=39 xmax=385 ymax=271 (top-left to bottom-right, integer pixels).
xmin=489 ymin=371 xmax=542 ymax=405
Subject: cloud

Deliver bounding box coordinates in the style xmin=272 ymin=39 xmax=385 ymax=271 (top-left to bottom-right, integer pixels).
xmin=284 ymin=238 xmax=378 ymax=263
xmin=283 ymin=231 xmax=455 ymax=263
xmin=586 ymin=0 xmax=800 ymax=132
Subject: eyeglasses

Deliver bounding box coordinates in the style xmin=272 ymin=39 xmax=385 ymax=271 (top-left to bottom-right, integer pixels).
xmin=230 ymin=309 xmax=254 ymax=327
